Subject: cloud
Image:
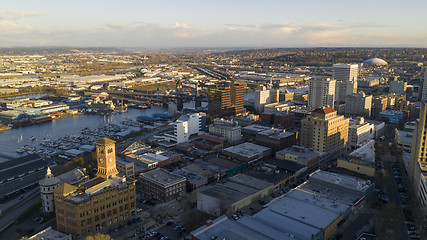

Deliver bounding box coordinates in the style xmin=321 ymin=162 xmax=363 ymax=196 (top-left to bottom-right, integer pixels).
xmin=0 ymin=20 xmax=32 ymax=34
xmin=0 ymin=19 xmax=423 ymax=48
xmin=0 ymin=10 xmax=45 ymax=20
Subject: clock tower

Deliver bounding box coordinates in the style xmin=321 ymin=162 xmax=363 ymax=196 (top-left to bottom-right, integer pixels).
xmin=95 ymin=138 xmax=119 ymax=179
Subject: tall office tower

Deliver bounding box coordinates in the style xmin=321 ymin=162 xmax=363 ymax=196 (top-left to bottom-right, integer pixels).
xmin=409 ymin=102 xmax=427 ymax=214
xmin=308 ymin=78 xmax=336 ymax=109
xmin=422 ymin=69 xmax=427 ymax=102
xmin=301 ymin=107 xmax=349 ymax=153
xmin=54 ymin=138 xmax=136 ymax=236
xmin=208 ymin=81 xmax=245 ymax=117
xmin=333 ymin=64 xmax=358 ymax=82
xmin=345 ymin=92 xmax=373 ymax=118
xmin=335 ymin=80 xmax=357 ymax=103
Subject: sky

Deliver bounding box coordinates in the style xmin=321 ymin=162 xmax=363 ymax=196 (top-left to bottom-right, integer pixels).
xmin=0 ymin=0 xmax=426 ymax=48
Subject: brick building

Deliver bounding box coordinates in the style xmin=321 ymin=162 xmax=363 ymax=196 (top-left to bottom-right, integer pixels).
xmin=139 ymin=168 xmax=186 ymax=201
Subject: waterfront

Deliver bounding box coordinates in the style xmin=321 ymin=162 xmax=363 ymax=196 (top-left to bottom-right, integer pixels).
xmin=0 ymin=102 xmax=199 ymax=162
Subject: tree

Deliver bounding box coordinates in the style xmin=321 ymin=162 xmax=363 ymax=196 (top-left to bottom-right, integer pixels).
xmin=85 ymin=233 xmax=113 ymax=240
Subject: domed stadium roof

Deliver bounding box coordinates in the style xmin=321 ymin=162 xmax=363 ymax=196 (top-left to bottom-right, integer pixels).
xmin=363 ymin=58 xmax=388 ymax=65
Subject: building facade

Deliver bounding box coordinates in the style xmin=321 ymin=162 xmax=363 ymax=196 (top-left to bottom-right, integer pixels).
xmin=208 ymin=82 xmax=245 ymax=117
xmin=163 ymin=113 xmax=202 ymax=144
xmin=335 ymin=80 xmax=357 ymax=103
xmin=254 ymin=87 xmax=280 ymax=114
xmin=54 ymin=138 xmax=136 ymax=237
xmin=389 ymin=80 xmax=407 ymax=95
xmin=345 ymin=92 xmax=373 ymax=118
xmin=40 ymin=168 xmax=61 ymax=213
xmin=409 ymin=102 xmax=427 ymax=216
xmin=209 ymin=119 xmax=242 ymax=143
xmin=139 ymin=168 xmax=186 ymax=201
xmin=308 ymin=78 xmax=336 ymax=109
xmin=348 ymin=117 xmax=374 ymax=148
xmin=301 ymin=108 xmax=349 ymax=153
xmin=333 ymin=64 xmax=358 ymax=82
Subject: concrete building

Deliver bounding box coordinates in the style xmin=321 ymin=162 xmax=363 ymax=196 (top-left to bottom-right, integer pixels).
xmin=333 ymin=64 xmax=358 ymax=82
xmin=259 ymin=111 xmax=295 ymax=130
xmin=263 ymin=102 xmax=296 ymax=113
xmin=345 ymin=92 xmax=372 ymax=118
xmin=139 ymin=168 xmax=186 ymax=201
xmin=308 ymin=78 xmax=336 ymax=109
xmin=365 ymin=120 xmax=385 ymax=140
xmin=335 ymin=80 xmax=357 ymax=103
xmin=357 ymin=78 xmax=380 ymax=90
xmin=395 ymin=129 xmax=414 ymax=152
xmin=337 ymin=140 xmax=376 ymax=177
xmin=409 ymin=102 xmax=427 ymax=216
xmin=126 ymin=149 xmax=182 ymax=170
xmin=116 ymin=158 xmax=135 ymax=178
xmin=348 ymin=117 xmax=374 ymax=148
xmin=241 ymin=124 xmax=271 ymax=141
xmin=54 ymin=138 xmax=136 ymax=237
xmin=209 ymin=118 xmax=241 ymax=143
xmin=301 ymin=108 xmax=349 ymax=153
xmin=254 ymin=88 xmax=270 ymax=114
xmin=223 ymin=142 xmax=272 ymax=164
xmin=254 ymin=87 xmax=280 ymax=113
xmin=163 ymin=113 xmax=202 ymax=144
xmin=255 ymin=129 xmax=297 ymax=153
xmin=208 ymin=81 xmax=245 ymax=117
xmin=275 ymin=145 xmax=320 ymax=171
xmin=389 ymin=80 xmax=407 ymax=95
xmin=197 ymin=174 xmax=273 ymax=216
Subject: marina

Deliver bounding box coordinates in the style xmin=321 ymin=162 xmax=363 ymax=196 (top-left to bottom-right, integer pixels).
xmin=0 ymin=103 xmax=198 ymax=162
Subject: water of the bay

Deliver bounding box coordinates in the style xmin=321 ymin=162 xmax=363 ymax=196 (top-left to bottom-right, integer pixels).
xmin=0 ymin=102 xmax=200 ymax=162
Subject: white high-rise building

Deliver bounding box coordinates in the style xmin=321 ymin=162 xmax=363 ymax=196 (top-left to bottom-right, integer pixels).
xmin=308 ymin=78 xmax=336 ymax=109
xmin=335 ymin=80 xmax=357 ymax=103
xmin=254 ymin=88 xmax=279 ymax=113
xmin=333 ymin=64 xmax=358 ymax=82
xmin=164 ymin=113 xmax=202 ymax=144
xmin=254 ymin=89 xmax=270 ymax=113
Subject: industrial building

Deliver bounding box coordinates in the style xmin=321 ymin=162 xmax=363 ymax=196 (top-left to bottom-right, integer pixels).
xmin=197 ymin=174 xmax=273 ymax=216
xmin=193 ymin=170 xmax=373 ymax=240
